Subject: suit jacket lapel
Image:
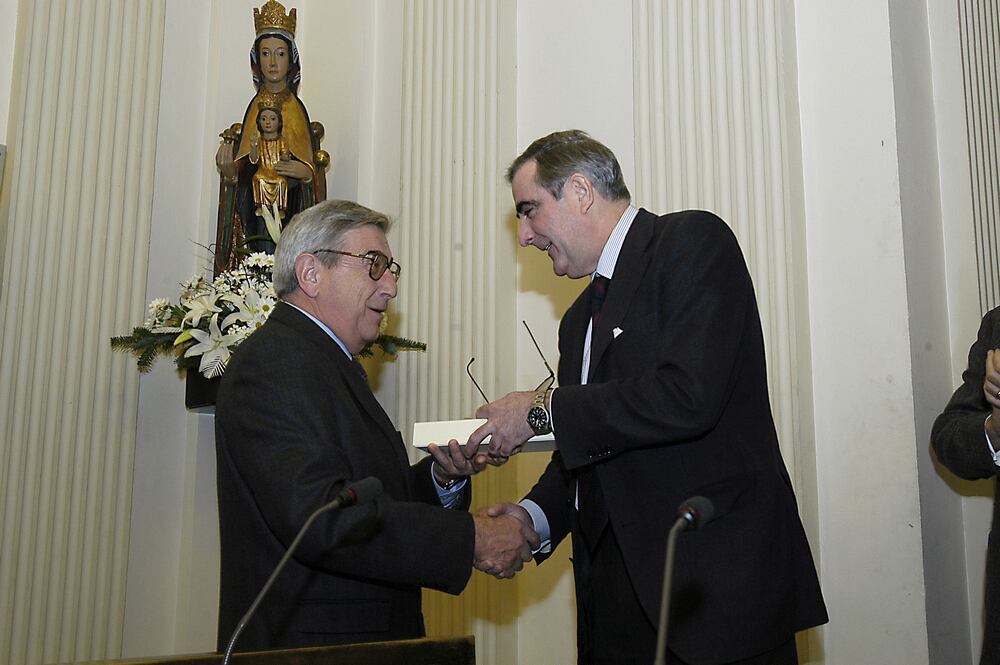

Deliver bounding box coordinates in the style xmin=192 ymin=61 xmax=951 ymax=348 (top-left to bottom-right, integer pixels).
xmin=272 ymin=304 xmax=401 ymax=449
xmin=334 ymin=350 xmax=413 ymax=477
xmin=588 ymin=210 xmax=656 ymax=381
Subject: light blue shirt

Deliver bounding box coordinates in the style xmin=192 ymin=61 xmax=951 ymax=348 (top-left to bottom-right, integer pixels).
xmin=285 ymin=302 xmax=467 ymax=507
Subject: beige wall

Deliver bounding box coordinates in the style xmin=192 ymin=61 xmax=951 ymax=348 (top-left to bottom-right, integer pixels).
xmin=796 ymin=2 xmax=929 ymax=662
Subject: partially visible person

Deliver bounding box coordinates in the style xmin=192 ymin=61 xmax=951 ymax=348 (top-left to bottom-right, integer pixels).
xmin=932 ymin=306 xmax=1000 ymax=665
xmin=215 ymin=199 xmax=537 ymax=652
xmin=470 ymin=130 xmax=827 ymax=664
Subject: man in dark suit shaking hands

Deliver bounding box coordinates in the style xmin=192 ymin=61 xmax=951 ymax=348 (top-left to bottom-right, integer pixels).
xmin=470 ymin=130 xmax=827 ymax=664
xmin=931 ymin=307 xmax=1000 ymax=665
xmin=215 ymin=200 xmax=537 ymax=651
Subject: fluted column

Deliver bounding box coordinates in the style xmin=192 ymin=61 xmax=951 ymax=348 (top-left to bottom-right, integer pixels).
xmin=396 ymin=1 xmax=517 ymax=664
xmin=632 ymin=0 xmax=806 ymax=485
xmin=958 ymin=0 xmax=1000 ymax=313
xmin=0 ymin=2 xmax=165 ymax=664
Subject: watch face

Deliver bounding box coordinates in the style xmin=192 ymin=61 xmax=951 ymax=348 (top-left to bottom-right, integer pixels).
xmin=527 ymin=406 xmax=550 ymax=435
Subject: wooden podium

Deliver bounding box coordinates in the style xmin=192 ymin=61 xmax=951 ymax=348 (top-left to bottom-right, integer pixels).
xmin=61 ymin=637 xmax=475 ymax=665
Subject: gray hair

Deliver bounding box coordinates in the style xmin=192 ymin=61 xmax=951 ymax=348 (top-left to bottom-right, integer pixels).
xmin=506 ymin=129 xmax=630 ymax=202
xmin=273 ymin=199 xmax=392 ymax=298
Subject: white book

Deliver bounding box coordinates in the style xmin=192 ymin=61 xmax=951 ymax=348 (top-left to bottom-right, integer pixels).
xmin=411 ymin=419 xmax=555 ymax=453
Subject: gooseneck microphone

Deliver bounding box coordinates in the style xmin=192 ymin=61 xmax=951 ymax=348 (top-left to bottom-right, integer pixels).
xmin=653 ymin=496 xmax=715 ymax=665
xmin=221 ymin=476 xmax=384 ymax=665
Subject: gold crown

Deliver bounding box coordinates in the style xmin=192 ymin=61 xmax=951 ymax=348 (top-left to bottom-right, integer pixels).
xmin=257 ymin=99 xmax=281 ymax=113
xmin=253 ymin=1 xmax=296 ymax=37
xmin=256 ymin=88 xmax=290 ymax=109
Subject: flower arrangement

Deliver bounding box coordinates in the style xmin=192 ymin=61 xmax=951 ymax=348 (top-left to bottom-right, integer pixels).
xmin=112 ymin=207 xmax=424 ymax=379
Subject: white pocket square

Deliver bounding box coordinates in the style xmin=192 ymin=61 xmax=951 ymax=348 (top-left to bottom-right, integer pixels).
xmin=613 ymin=327 xmax=623 ymax=338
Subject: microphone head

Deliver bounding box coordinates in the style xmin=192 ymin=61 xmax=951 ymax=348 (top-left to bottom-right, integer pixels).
xmin=677 ymin=495 xmax=715 ymax=530
xmin=339 ymin=476 xmax=384 ymax=507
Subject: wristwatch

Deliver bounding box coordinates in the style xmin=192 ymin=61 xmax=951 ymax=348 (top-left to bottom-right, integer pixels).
xmin=433 ymin=463 xmax=459 ymax=490
xmin=527 ymin=388 xmax=552 ymax=436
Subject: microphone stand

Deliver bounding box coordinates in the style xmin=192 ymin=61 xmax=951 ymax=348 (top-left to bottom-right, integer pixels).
xmin=653 ymin=496 xmax=713 ymax=665
xmin=221 ymin=477 xmax=382 ymax=665
xmin=653 ymin=515 xmax=689 ymax=665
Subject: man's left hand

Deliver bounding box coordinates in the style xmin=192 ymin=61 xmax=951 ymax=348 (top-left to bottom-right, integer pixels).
xmin=469 ymin=390 xmax=536 ymax=462
xmin=428 ymin=438 xmax=487 ymax=485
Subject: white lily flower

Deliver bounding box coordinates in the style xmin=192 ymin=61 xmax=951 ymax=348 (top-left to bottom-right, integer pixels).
xmin=181 ymin=293 xmax=222 ymax=328
xmin=261 ymin=202 xmax=283 ymax=244
xmin=185 ymin=314 xmax=241 ymax=378
xmin=221 ymin=289 xmax=276 ymax=331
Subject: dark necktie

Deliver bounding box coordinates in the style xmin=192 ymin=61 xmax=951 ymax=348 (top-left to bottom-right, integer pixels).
xmin=578 ymin=274 xmax=611 ymax=550
xmin=589 ymin=274 xmax=611 ymax=324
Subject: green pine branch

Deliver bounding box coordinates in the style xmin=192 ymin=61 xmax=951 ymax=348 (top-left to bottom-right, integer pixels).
xmin=110 ymin=327 xmax=181 ymax=373
xmin=358 ymin=334 xmax=427 ymax=358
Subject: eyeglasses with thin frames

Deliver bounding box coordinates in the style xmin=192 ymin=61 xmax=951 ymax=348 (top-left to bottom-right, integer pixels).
xmin=467 ymin=320 xmax=554 ymax=403
xmin=312 ymin=248 xmax=402 ymax=281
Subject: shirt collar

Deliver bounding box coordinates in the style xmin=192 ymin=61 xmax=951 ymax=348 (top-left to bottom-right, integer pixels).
xmin=594 ymin=204 xmax=638 ymax=281
xmin=284 ymin=301 xmax=353 ymax=358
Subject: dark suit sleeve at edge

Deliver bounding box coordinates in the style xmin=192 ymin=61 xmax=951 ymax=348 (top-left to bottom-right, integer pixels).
xmin=932 ymin=308 xmax=1000 ymax=481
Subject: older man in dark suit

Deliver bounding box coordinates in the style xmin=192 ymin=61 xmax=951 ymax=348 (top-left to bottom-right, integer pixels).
xmin=215 ymin=199 xmax=536 ymax=651
xmin=470 ymin=130 xmax=827 ymax=664
xmin=932 ymin=306 xmax=1000 ymax=665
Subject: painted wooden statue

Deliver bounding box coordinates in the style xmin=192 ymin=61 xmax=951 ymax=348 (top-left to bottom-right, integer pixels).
xmin=214 ymin=0 xmax=329 ymax=274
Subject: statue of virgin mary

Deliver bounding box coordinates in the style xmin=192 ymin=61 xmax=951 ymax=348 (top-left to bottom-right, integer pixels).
xmin=214 ymin=0 xmax=330 ymax=274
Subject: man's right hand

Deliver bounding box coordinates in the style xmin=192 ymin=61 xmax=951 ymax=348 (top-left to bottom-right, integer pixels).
xmin=473 ymin=503 xmax=539 ymax=579
xmin=986 ymin=350 xmax=1000 ymax=439
xmin=469 ymin=390 xmax=537 ymax=463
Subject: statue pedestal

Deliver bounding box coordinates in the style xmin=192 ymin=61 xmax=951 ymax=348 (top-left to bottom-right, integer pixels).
xmin=185 ymin=371 xmax=219 ymax=412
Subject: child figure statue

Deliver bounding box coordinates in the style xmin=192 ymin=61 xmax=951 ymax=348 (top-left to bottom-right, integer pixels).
xmin=249 ymin=103 xmax=289 ymax=220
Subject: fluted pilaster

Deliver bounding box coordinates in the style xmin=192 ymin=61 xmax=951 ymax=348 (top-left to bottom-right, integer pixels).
xmin=396 ymin=1 xmax=517 ymax=664
xmin=0 ymin=2 xmax=166 ymax=664
xmin=632 ymin=0 xmax=804 ymax=482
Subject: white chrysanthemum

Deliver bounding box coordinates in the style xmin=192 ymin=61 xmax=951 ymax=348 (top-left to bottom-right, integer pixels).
xmin=231 ymin=323 xmax=256 ymax=343
xmin=245 ymin=252 xmax=271 ymax=268
xmin=257 ymin=296 xmax=276 ymax=319
xmin=143 ymin=297 xmax=173 ymax=328
xmin=179 ymin=275 xmax=204 ymax=295
xmin=149 ymin=297 xmax=171 ymax=312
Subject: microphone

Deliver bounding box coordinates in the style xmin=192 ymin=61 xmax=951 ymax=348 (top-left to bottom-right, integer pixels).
xmin=221 ymin=476 xmax=384 ymax=665
xmin=653 ymin=496 xmax=715 ymax=665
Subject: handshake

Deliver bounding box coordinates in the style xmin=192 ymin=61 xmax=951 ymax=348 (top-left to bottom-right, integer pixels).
xmin=427 ymin=420 xmax=540 ymax=579
xmin=472 ymin=502 xmax=540 ymax=579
